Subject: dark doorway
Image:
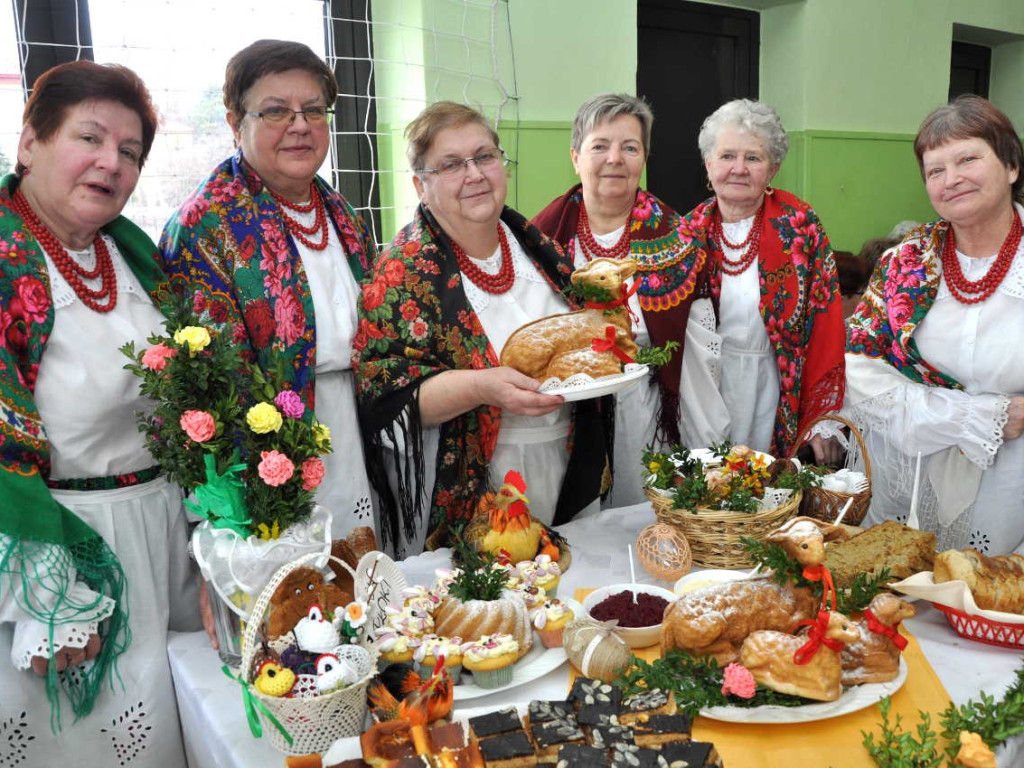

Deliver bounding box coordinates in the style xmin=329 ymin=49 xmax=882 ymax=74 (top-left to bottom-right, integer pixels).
xmin=949 ymin=41 xmax=991 ymax=100
xmin=637 ymin=0 xmax=759 ymax=214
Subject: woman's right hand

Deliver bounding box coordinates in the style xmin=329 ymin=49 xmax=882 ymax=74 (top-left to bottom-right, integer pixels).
xmin=473 ymin=367 xmax=565 ymax=416
xmin=199 ymin=579 xmax=220 ymax=650
xmin=30 ymin=633 xmax=101 ymax=676
xmin=1004 ymin=396 xmax=1024 ymax=440
xmin=419 ymin=367 xmax=565 ymax=425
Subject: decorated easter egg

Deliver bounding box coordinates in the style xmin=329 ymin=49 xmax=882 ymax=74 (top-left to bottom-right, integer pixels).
xmin=563 ymin=616 xmax=631 ymax=682
xmin=636 ymin=523 xmax=692 ymax=582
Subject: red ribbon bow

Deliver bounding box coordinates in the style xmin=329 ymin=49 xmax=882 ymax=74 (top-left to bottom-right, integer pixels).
xmin=585 ymin=281 xmax=640 ymax=325
xmin=591 ymin=325 xmax=635 ymax=365
xmin=802 ymin=564 xmax=837 ymax=613
xmin=864 ymin=609 xmax=909 ymax=650
xmin=792 ymin=610 xmax=845 ymax=665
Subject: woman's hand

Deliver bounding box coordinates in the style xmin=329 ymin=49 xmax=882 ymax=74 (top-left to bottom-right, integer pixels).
xmin=30 ymin=633 xmax=101 ymax=676
xmin=419 ymin=367 xmax=564 ymax=425
xmin=1004 ymin=396 xmax=1024 ymax=440
xmin=199 ymin=579 xmax=220 ymax=650
xmin=472 ymin=367 xmax=565 ymax=416
xmin=809 ymin=433 xmax=844 ymax=466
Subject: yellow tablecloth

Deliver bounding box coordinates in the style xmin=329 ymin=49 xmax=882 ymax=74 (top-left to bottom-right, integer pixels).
xmin=575 ymin=588 xmax=953 ymax=767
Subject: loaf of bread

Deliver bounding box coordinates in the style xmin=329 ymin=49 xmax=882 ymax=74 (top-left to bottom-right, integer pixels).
xmin=823 ymin=520 xmax=935 ymax=588
xmin=933 ymin=549 xmax=1024 ymax=614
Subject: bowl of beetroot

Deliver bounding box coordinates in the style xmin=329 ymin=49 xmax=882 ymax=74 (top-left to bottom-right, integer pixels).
xmin=582 ymin=583 xmax=676 ymax=648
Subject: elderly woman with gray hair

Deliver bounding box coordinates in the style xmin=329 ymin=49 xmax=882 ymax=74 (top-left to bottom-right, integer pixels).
xmin=683 ymin=99 xmax=846 ymax=460
xmin=533 ymin=93 xmax=721 ymax=505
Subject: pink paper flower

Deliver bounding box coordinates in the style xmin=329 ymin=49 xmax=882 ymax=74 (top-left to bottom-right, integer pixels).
xmin=258 ymin=450 xmax=295 ymax=487
xmin=142 ymin=342 xmax=177 ymax=372
xmin=721 ymin=662 xmax=757 ymax=699
xmin=300 ymin=456 xmax=325 ymax=491
xmin=179 ymin=410 xmax=216 ymax=443
xmin=274 ymin=389 xmax=306 ymax=419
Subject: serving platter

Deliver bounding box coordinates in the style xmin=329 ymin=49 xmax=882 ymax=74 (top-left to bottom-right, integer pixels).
xmin=699 ymin=658 xmax=907 ymax=724
xmin=538 ymin=364 xmax=649 ymax=402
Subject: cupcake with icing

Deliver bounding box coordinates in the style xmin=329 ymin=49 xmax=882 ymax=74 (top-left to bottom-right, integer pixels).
xmin=383 ymin=603 xmax=434 ymax=636
xmin=413 ymin=633 xmax=464 ymax=683
xmin=530 ymin=599 xmax=574 ymax=648
xmin=517 ymin=583 xmax=549 ymax=611
xmin=402 ymin=585 xmax=442 ymax=615
xmin=530 ymin=554 xmax=562 ymax=596
xmin=431 ymin=568 xmax=461 ymax=599
xmin=374 ymin=628 xmax=421 ymax=669
xmin=463 ymin=633 xmax=519 ymax=689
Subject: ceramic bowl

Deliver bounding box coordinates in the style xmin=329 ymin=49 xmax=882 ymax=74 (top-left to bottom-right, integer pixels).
xmin=673 ymin=568 xmax=747 ymax=596
xmin=581 ymin=583 xmax=677 ymax=648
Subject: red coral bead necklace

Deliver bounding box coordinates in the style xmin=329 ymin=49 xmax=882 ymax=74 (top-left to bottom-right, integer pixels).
xmin=576 ymin=201 xmax=632 ymax=261
xmin=452 ymin=225 xmax=515 ymax=294
xmin=270 ymin=182 xmax=329 ymax=251
xmin=942 ymin=213 xmax=1021 ymax=305
xmin=12 ymin=189 xmax=118 ymax=313
xmin=712 ymin=202 xmax=764 ymax=276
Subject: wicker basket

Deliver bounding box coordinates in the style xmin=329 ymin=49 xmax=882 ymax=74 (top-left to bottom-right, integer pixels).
xmin=645 ymin=487 xmax=802 ymax=569
xmin=239 ymin=551 xmax=401 ymax=756
xmin=791 ymin=414 xmax=872 ymax=526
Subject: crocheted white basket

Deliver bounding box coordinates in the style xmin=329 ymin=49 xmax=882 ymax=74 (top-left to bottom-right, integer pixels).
xmin=239 ymin=550 xmax=407 ymax=755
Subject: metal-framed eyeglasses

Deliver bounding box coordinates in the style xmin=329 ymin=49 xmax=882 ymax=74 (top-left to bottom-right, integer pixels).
xmin=248 ymin=106 xmax=334 ymax=125
xmin=418 ymin=148 xmax=510 ymax=178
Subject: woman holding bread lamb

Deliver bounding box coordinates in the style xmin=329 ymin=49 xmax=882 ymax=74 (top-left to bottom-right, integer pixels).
xmin=845 ymin=95 xmax=1024 ymax=554
xmin=353 ymin=102 xmax=612 ymax=556
xmin=532 ymin=93 xmax=722 ymax=507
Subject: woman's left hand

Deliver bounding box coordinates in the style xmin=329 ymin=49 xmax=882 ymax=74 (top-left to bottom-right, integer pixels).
xmin=809 ymin=433 xmax=844 ymax=466
xmin=1004 ymin=396 xmax=1024 ymax=441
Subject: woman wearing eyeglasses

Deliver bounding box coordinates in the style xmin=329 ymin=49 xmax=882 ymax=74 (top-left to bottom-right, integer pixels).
xmin=160 ymin=40 xmax=378 ymax=542
xmin=353 ymin=101 xmax=612 ymax=555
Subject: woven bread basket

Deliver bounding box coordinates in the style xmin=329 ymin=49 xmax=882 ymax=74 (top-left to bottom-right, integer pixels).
xmin=645 ymin=487 xmax=802 ymax=569
xmin=790 ymin=414 xmax=872 ymax=526
xmin=240 ymin=551 xmax=401 ymax=755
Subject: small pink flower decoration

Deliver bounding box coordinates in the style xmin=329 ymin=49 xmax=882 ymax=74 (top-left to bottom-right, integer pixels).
xmin=300 ymin=456 xmax=326 ymax=491
xmin=142 ymin=343 xmax=177 ymax=372
xmin=721 ymin=662 xmax=756 ymax=699
xmin=258 ymin=450 xmax=295 ymax=487
xmin=274 ymin=389 xmax=306 ymax=419
xmin=179 ymin=410 xmax=216 ymax=443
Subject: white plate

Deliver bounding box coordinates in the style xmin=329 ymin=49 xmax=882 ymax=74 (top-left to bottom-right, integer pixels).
xmin=452 ymin=598 xmax=581 ymax=700
xmin=699 ymin=657 xmax=907 ymax=724
xmin=538 ymin=364 xmax=649 ymax=403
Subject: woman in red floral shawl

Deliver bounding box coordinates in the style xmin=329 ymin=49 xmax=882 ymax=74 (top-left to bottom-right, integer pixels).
xmin=845 ymin=95 xmax=1024 ymax=555
xmin=684 ymin=99 xmax=846 ymax=459
xmin=353 ymin=102 xmax=612 ymax=556
xmin=532 ymin=93 xmax=719 ymax=507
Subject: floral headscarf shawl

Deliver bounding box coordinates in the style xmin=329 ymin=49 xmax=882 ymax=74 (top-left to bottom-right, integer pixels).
xmin=0 ymin=174 xmax=168 ymax=725
xmin=685 ymin=188 xmax=846 ymax=455
xmin=353 ymin=204 xmax=611 ymax=549
xmin=846 ymin=220 xmax=961 ymax=389
xmin=159 ymin=151 xmax=376 ymax=407
xmin=531 ymin=184 xmax=713 ymax=445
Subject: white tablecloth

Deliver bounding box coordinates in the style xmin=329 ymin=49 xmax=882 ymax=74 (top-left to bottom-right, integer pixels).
xmin=168 ymin=503 xmax=1023 ymax=768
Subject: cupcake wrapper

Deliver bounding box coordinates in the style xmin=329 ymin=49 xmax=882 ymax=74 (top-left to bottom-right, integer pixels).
xmin=470 ymin=663 xmax=514 ymax=689
xmin=536 ymin=626 xmax=565 ymax=648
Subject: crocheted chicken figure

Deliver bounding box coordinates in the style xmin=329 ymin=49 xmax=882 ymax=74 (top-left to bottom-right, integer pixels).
xmin=367 ymin=656 xmax=453 ymax=725
xmin=253 ymin=660 xmax=296 ymax=698
xmin=293 ymin=604 xmax=341 ymax=654
xmin=314 ymin=653 xmax=359 ymax=695
xmin=464 ymin=470 xmax=553 ymax=566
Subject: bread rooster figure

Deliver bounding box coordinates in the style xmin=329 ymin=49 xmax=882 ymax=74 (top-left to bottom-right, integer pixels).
xmin=464 ymin=470 xmax=563 ymax=566
xmin=368 ymin=656 xmax=454 ymax=725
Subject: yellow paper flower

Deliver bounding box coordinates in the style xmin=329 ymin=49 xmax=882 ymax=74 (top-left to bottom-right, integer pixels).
xmin=313 ymin=422 xmax=332 ymax=453
xmin=246 ymin=402 xmax=283 ymax=434
xmin=173 ymin=326 xmax=211 ymax=356
xmin=955 ymin=732 xmax=996 ymax=768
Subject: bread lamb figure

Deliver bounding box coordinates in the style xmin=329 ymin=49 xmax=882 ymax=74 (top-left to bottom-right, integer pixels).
xmin=660 ymin=579 xmax=819 ymax=665
xmin=500 ymin=257 xmax=638 ymax=381
xmin=740 ymin=610 xmax=859 ymax=702
xmin=841 ymin=592 xmax=916 ymax=686
xmin=765 ymin=516 xmax=850 ymax=568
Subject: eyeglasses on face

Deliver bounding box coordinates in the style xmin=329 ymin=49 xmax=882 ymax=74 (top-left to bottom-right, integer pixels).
xmin=418 ymin=148 xmax=509 ymax=178
xmin=248 ymin=106 xmax=334 ymax=125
